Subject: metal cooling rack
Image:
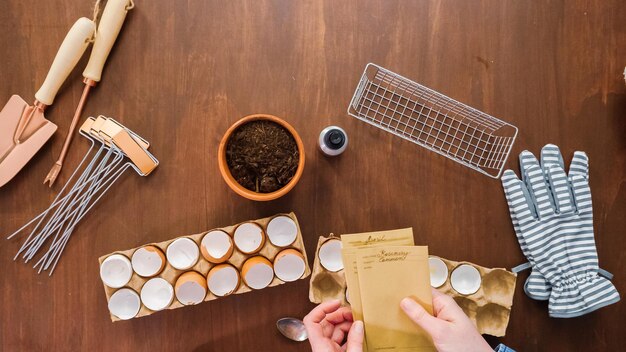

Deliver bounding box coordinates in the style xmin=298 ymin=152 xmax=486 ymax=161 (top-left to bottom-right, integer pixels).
xmin=348 ymin=63 xmax=518 ymax=178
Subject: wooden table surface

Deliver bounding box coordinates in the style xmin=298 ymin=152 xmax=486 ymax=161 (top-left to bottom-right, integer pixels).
xmin=1 ymin=1 xmax=624 ymax=351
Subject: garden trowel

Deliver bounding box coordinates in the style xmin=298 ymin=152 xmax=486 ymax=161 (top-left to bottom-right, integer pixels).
xmin=0 ymin=17 xmax=94 ymax=187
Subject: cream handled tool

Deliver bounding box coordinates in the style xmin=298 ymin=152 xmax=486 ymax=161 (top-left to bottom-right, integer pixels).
xmin=44 ymin=0 xmax=134 ymax=186
xmin=83 ymin=0 xmax=134 ymax=82
xmin=0 ymin=17 xmax=94 ymax=187
xmin=34 ymin=18 xmax=95 ymax=106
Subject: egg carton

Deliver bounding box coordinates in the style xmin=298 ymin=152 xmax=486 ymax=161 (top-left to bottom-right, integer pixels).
xmin=308 ymin=235 xmax=516 ymax=337
xmin=430 ymin=256 xmax=516 ymax=337
xmin=308 ymin=235 xmax=348 ymax=305
xmin=99 ymin=212 xmax=310 ymax=321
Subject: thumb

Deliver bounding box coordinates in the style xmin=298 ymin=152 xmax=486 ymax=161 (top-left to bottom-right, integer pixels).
xmin=345 ymin=320 xmax=364 ymax=352
xmin=400 ymin=298 xmax=444 ymax=338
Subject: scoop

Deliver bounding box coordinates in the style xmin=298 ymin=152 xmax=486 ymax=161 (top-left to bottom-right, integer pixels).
xmin=276 ymin=317 xmax=308 ymax=342
xmin=0 ymin=17 xmax=94 ymax=187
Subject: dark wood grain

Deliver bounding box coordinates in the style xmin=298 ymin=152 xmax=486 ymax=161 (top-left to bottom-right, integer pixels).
xmin=1 ymin=1 xmax=624 ymax=351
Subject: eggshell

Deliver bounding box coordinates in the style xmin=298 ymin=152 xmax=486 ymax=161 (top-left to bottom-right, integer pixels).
xmin=132 ymin=245 xmax=166 ymax=277
xmin=140 ymin=278 xmax=174 ymax=311
xmin=233 ymin=222 xmax=266 ymax=254
xmin=428 ymin=256 xmax=449 ymax=288
xmin=241 ymin=256 xmax=274 ymax=290
xmin=100 ymin=254 xmax=133 ymax=288
xmin=108 ymin=288 xmax=140 ymax=320
xmin=175 ymin=271 xmax=207 ymax=305
xmin=266 ymin=216 xmax=298 ymax=247
xmin=200 ymin=230 xmax=234 ymax=263
xmin=207 ymin=264 xmax=240 ymax=297
xmin=273 ymin=249 xmax=306 ymax=282
xmin=166 ymin=237 xmax=199 ymax=270
xmin=318 ymin=239 xmax=343 ymax=272
xmin=450 ymin=264 xmax=482 ymax=295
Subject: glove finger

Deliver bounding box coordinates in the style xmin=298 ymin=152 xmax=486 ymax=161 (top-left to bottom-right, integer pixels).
xmin=519 ymin=150 xmax=541 ymax=181
xmin=540 ymin=144 xmax=565 ymax=170
xmin=547 ymin=165 xmax=575 ymax=214
xmin=568 ymin=151 xmax=589 ymax=179
xmin=570 ymin=174 xmax=593 ymax=214
xmin=539 ymin=145 xmax=562 ymax=209
xmin=524 ymin=163 xmax=555 ymax=219
xmin=502 ymin=169 xmax=537 ymax=220
xmin=502 ymin=170 xmax=539 ymax=265
xmin=520 ymin=150 xmax=556 ymax=211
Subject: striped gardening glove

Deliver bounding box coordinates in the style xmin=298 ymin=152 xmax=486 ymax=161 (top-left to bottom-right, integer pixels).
xmin=501 ymin=144 xmax=620 ymax=317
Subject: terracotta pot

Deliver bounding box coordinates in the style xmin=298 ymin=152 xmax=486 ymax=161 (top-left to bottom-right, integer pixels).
xmin=218 ymin=114 xmax=305 ymax=201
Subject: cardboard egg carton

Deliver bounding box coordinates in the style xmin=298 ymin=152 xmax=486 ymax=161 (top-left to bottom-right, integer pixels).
xmin=430 ymin=256 xmax=516 ymax=337
xmin=99 ymin=212 xmax=310 ymax=321
xmin=308 ymin=235 xmax=516 ymax=337
xmin=308 ymin=235 xmax=349 ymax=305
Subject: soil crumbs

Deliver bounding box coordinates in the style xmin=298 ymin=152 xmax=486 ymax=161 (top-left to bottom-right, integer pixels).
xmin=226 ymin=120 xmax=299 ymax=193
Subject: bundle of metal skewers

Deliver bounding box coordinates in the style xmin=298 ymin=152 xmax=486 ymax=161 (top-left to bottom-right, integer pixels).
xmin=7 ymin=116 xmax=158 ymax=275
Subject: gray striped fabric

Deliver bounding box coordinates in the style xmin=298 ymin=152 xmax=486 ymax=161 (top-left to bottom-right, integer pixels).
xmin=501 ymin=144 xmax=620 ymax=317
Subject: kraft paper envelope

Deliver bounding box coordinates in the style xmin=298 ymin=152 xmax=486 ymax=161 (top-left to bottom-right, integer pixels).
xmin=340 ymin=229 xmax=415 ymax=323
xmin=357 ymin=246 xmax=435 ymax=352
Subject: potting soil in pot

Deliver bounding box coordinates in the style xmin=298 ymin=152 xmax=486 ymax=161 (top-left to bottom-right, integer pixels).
xmin=226 ymin=121 xmax=299 ymax=193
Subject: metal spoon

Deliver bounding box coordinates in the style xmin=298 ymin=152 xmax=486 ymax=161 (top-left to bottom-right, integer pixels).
xmin=276 ymin=317 xmax=308 ymax=342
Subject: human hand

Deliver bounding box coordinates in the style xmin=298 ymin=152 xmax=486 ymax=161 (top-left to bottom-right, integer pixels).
xmin=400 ymin=289 xmax=492 ymax=352
xmin=303 ymin=300 xmax=364 ymax=352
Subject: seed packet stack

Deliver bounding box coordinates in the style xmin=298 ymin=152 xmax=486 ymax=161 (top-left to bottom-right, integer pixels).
xmin=341 ymin=228 xmax=436 ymax=352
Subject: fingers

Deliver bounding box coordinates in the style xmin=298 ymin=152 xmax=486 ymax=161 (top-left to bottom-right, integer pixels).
xmin=303 ymin=300 xmax=342 ymax=324
xmin=400 ymin=297 xmax=443 ymax=338
xmin=330 ymin=321 xmax=353 ymax=344
xmin=345 ymin=321 xmax=364 ymax=352
xmin=325 ymin=307 xmax=354 ymax=325
xmin=430 ymin=289 xmax=465 ymax=319
xmin=303 ymin=300 xmax=342 ymax=342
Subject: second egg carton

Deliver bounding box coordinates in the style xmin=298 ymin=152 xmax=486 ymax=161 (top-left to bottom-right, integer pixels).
xmin=430 ymin=256 xmax=516 ymax=337
xmin=308 ymin=235 xmax=516 ymax=337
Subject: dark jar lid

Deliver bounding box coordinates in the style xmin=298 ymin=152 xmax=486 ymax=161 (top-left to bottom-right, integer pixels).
xmin=324 ymin=129 xmax=346 ymax=150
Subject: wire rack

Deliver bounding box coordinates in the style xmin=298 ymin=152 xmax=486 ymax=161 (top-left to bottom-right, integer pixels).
xmin=348 ymin=63 xmax=518 ymax=178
